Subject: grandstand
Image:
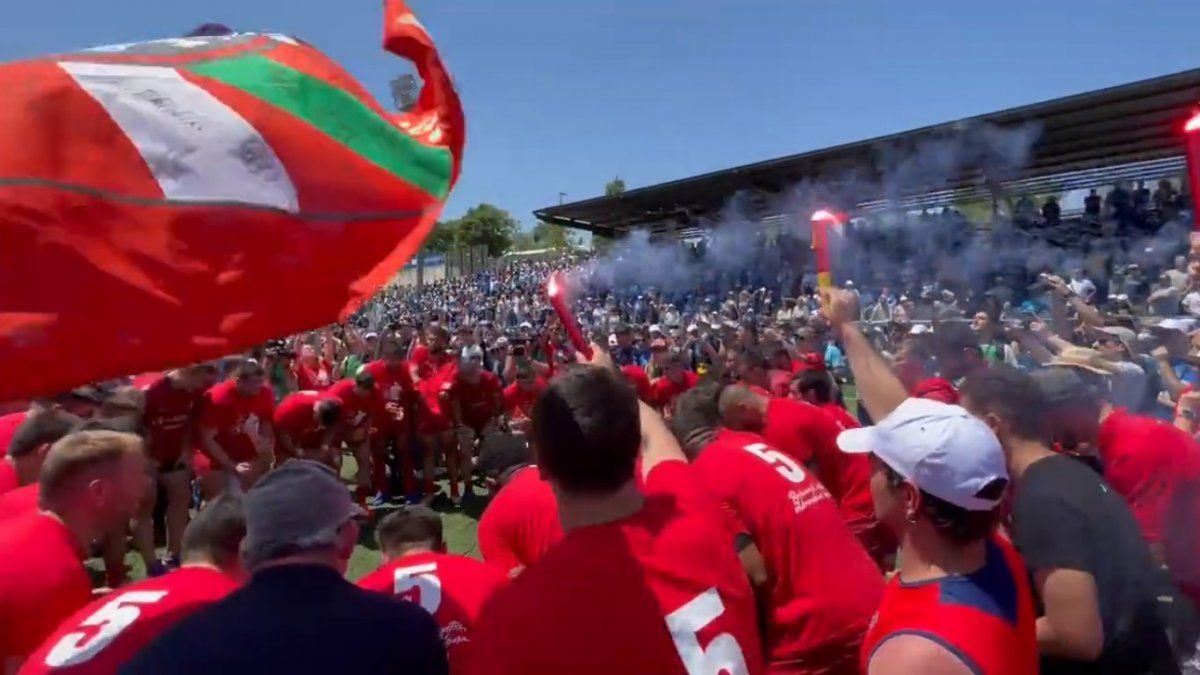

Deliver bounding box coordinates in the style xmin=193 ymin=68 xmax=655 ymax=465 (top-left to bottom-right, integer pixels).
xmin=534 ymin=68 xmax=1200 ymax=239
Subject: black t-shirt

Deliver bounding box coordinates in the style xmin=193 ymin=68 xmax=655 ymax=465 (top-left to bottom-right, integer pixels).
xmin=1013 ymin=454 xmax=1176 ymax=675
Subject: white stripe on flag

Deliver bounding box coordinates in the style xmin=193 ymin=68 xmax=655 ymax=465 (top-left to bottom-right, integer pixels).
xmin=59 ymin=61 xmax=298 ymax=212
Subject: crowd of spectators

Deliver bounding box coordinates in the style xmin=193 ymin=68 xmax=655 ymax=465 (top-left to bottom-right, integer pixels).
xmin=1 ymin=181 xmax=1200 ymax=674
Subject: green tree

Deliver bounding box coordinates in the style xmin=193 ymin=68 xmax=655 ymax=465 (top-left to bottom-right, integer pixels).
xmin=531 ymin=220 xmax=576 ymax=249
xmin=451 ymin=203 xmax=519 ymax=257
xmin=510 ymin=230 xmax=537 ymax=251
xmin=423 ymin=220 xmax=456 ymax=253
xmin=605 ymin=176 xmax=627 ymax=196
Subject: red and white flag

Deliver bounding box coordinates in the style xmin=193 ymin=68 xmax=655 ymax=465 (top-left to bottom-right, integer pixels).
xmin=0 ymin=1 xmax=464 ymax=399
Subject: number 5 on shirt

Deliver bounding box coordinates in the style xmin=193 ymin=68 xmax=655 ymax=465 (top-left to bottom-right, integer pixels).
xmin=44 ymin=591 xmax=168 ymax=667
xmin=393 ymin=562 xmax=442 ymax=614
xmin=742 ymin=443 xmax=806 ymax=483
xmin=665 ymin=588 xmax=750 ymax=675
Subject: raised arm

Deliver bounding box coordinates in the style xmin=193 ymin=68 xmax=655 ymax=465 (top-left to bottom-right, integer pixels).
xmin=822 ymin=289 xmax=909 ymax=421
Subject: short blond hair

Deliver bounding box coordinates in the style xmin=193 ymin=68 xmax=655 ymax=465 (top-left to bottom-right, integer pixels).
xmin=39 ymin=431 xmax=144 ymax=504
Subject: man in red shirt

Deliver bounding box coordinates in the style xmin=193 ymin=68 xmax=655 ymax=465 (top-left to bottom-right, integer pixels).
xmin=1035 ymin=362 xmax=1200 ymax=608
xmin=139 ymin=363 xmax=219 ymax=568
xmin=671 ymin=381 xmax=885 ymax=674
xmin=294 ymin=343 xmax=334 ymax=391
xmin=729 ymin=384 xmax=888 ymax=567
xmin=0 ymin=431 xmax=149 ymax=672
xmin=272 ymin=391 xmax=344 ymax=469
xmin=0 ymin=408 xmax=78 ymax=498
xmin=476 ymin=434 xmax=562 ymax=577
xmin=197 ymin=360 xmax=275 ymax=497
xmin=327 ymin=372 xmax=384 ymax=507
xmin=20 ymin=496 xmax=246 ymax=675
xmin=500 ymin=366 xmax=544 ymax=436
xmin=363 ymin=343 xmax=418 ymax=504
xmin=650 ymin=351 xmax=699 ymax=418
xmin=413 ymin=326 xmax=459 ymax=504
xmin=446 ymin=346 xmax=502 ymax=504
xmin=620 ymin=363 xmax=654 ymax=404
xmin=468 ymin=354 xmax=764 ymax=675
xmin=359 ymin=506 xmax=507 ymax=675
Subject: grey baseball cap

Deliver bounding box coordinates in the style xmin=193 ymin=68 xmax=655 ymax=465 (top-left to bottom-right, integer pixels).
xmin=242 ymin=460 xmax=364 ymax=565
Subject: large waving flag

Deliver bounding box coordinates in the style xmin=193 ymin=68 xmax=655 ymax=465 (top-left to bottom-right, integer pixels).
xmin=0 ymin=1 xmax=464 ymax=400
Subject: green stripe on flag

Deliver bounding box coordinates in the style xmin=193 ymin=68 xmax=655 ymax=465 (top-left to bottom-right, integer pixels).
xmin=188 ymin=54 xmax=452 ymax=199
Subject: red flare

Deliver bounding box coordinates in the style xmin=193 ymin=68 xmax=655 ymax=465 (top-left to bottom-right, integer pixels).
xmin=547 ymin=272 xmax=593 ymax=360
xmin=1185 ymin=112 xmax=1200 ymax=230
xmin=809 ymin=209 xmax=845 ymax=289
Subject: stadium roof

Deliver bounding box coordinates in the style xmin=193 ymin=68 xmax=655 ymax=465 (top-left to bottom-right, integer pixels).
xmin=535 ymin=68 xmax=1200 ymax=236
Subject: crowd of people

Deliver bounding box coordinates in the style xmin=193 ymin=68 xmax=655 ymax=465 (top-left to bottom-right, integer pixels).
xmin=1 ymin=187 xmax=1200 ymax=674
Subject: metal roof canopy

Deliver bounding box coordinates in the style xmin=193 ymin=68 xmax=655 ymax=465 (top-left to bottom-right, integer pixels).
xmin=535 ymin=68 xmax=1200 ymax=236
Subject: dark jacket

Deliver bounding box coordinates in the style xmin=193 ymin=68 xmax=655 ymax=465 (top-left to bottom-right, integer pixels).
xmin=120 ymin=564 xmax=448 ymax=675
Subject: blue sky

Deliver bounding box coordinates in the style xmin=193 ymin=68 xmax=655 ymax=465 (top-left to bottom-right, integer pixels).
xmin=5 ymin=1 xmax=1199 ymax=228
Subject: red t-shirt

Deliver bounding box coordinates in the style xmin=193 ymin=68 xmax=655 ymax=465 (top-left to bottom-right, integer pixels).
xmin=468 ymin=461 xmax=765 ymax=675
xmin=820 ymin=403 xmax=858 ymax=431
xmin=0 ymin=483 xmax=40 ymax=522
xmin=763 ymin=398 xmax=878 ymax=534
xmin=1098 ymin=408 xmax=1200 ymax=602
xmin=359 ymin=551 xmax=507 ymax=675
xmin=198 ymin=380 xmax=275 ymax=464
xmin=141 ymin=375 xmax=203 ymax=466
xmin=273 ymin=391 xmax=335 ymax=451
xmin=651 ymin=371 xmax=699 ymax=412
xmin=0 ymin=459 xmax=19 ymax=497
xmin=447 ymin=372 xmax=502 ymax=429
xmin=326 ymin=378 xmax=383 ymax=434
xmin=620 ymin=365 xmax=654 ymax=404
xmin=20 ymin=566 xmax=239 ymax=675
xmin=414 ymin=353 xmax=457 ymax=433
xmin=696 ymin=429 xmax=883 ymax=668
xmin=295 ymin=359 xmax=334 ymax=392
xmin=362 ymin=360 xmax=416 ymax=430
xmin=410 ymin=343 xmax=431 ymax=366
xmin=0 ymin=411 xmax=28 ymax=458
xmin=477 ymin=466 xmax=562 ymax=575
xmin=912 ymin=377 xmax=959 ymax=404
xmin=0 ymin=512 xmax=90 ymax=665
xmin=1097 ymin=409 xmax=1200 ymax=543
xmin=501 ymin=380 xmax=546 ymax=420
xmin=768 ymin=370 xmax=793 ymax=399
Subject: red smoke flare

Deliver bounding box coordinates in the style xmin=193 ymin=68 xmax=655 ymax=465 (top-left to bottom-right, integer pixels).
xmin=547 ymin=271 xmax=593 ymax=360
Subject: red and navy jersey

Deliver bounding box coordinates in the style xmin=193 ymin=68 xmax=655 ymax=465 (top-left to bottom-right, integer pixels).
xmin=862 ymin=535 xmax=1037 ymax=675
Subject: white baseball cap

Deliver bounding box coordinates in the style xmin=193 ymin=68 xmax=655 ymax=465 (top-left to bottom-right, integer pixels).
xmin=649 ymin=324 xmax=663 ymax=335
xmin=837 ymin=398 xmax=1008 ymax=511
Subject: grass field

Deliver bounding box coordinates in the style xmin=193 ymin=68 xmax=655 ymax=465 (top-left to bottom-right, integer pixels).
xmin=87 ymin=455 xmax=484 ymax=585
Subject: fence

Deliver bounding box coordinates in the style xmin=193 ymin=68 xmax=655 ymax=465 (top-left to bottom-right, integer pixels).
xmin=393 ymin=244 xmax=492 ymax=287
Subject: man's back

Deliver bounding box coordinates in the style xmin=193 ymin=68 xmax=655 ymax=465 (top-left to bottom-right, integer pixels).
xmin=468 ymin=461 xmax=763 ymax=675
xmin=120 ymin=565 xmax=447 ymax=675
xmin=477 ymin=466 xmax=562 ymax=575
xmin=359 ymin=552 xmax=506 ymax=675
xmin=696 ymin=429 xmax=883 ymax=669
xmin=22 ymin=567 xmax=238 ymax=675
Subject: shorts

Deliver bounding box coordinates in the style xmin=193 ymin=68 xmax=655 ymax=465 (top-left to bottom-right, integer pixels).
xmin=417 ymin=412 xmax=454 ymax=437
